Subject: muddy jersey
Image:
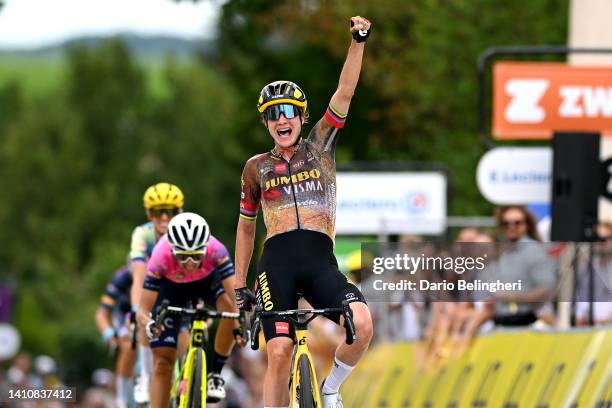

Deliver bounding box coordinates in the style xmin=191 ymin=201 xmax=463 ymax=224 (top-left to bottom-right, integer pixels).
xmin=239 ymin=104 xmax=347 ymax=241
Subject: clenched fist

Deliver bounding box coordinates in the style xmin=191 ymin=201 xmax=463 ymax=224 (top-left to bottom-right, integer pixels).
xmin=350 ymin=16 xmax=371 ymax=43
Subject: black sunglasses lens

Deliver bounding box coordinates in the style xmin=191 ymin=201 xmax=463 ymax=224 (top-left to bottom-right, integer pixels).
xmin=152 ymin=208 xmax=179 ymax=217
xmin=265 ymin=106 xmax=280 ymax=121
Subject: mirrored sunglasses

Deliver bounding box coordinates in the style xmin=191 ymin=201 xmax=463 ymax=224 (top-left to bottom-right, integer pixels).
xmin=263 ymin=104 xmax=300 ymax=121
xmin=174 ymin=251 xmax=205 ymax=264
xmin=150 ymin=207 xmax=180 ymax=218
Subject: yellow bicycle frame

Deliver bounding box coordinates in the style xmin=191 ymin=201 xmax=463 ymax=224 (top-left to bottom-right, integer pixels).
xmin=289 ymin=327 xmax=322 ymax=407
xmin=170 ymin=319 xmax=208 ymax=408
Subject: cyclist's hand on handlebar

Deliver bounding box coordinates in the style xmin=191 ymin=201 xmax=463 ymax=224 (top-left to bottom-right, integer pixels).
xmin=233 ymin=327 xmax=248 ymax=348
xmin=235 ymin=287 xmax=256 ymax=312
xmin=350 ymin=16 xmax=371 ymax=43
xmin=145 ymin=320 xmax=162 ymax=341
xmin=102 ymin=327 xmax=118 ymax=348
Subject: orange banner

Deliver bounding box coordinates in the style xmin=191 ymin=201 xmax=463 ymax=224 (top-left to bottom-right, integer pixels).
xmin=493 ymin=62 xmax=612 ymax=139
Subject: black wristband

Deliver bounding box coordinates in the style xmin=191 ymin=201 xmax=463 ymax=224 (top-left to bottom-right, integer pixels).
xmin=350 ymin=20 xmax=370 ymax=43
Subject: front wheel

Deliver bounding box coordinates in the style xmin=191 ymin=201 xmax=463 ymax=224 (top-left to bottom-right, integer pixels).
xmin=188 ymin=349 xmax=204 ymax=408
xmin=297 ymin=354 xmax=316 ymax=408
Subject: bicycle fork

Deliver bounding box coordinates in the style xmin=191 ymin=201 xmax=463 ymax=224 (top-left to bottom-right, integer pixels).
xmin=290 ymin=328 xmax=322 ymax=407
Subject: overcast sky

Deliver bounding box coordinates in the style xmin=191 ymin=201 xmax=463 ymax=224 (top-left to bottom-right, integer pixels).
xmin=0 ymin=0 xmax=223 ymax=49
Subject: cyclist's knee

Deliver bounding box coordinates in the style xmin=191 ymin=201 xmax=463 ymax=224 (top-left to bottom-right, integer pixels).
xmin=152 ymin=349 xmax=176 ymax=375
xmin=216 ymin=293 xmax=235 ymax=312
xmin=352 ymin=303 xmax=373 ymax=345
xmin=266 ymin=338 xmax=293 ymax=370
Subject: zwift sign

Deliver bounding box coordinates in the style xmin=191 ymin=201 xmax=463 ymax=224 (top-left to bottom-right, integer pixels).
xmin=493 ymin=62 xmax=612 ymax=139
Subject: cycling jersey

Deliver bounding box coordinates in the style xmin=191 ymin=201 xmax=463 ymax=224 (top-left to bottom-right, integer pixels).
xmin=99 ymin=265 xmax=132 ymax=314
xmin=239 ymin=105 xmax=347 ymax=241
xmin=129 ymin=221 xmax=158 ymax=264
xmin=144 ymin=235 xmax=235 ymax=288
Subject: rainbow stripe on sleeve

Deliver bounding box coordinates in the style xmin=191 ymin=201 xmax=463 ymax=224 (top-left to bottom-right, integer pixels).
xmin=324 ymin=104 xmax=347 ymax=128
xmin=239 ymin=204 xmax=258 ymax=221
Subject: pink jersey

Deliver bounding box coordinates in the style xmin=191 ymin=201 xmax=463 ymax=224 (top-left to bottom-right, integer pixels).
xmin=146 ymin=235 xmax=233 ymax=284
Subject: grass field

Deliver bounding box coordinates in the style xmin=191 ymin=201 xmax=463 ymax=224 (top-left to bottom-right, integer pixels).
xmin=0 ymin=55 xmax=67 ymax=98
xmin=0 ymin=54 xmax=175 ymax=99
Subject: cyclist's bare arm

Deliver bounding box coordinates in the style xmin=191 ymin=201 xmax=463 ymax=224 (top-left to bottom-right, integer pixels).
xmin=137 ymin=288 xmax=158 ymax=328
xmin=95 ymin=306 xmax=114 ymax=335
xmin=329 ymin=16 xmax=370 ymax=115
xmin=235 ymin=217 xmax=256 ymax=288
xmin=130 ymin=261 xmax=146 ymax=308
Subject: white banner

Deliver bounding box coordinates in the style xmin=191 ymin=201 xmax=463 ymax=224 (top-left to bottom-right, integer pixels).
xmin=336 ymin=172 xmax=447 ymax=235
xmin=476 ymin=147 xmax=552 ymax=204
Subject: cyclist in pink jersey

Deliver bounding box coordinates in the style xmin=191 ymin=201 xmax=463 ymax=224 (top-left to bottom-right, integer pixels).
xmin=137 ymin=212 xmax=243 ymax=406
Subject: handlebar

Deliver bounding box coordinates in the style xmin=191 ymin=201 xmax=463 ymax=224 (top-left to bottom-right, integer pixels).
xmin=153 ymin=300 xmax=246 ymax=335
xmin=155 ymin=299 xmax=241 ymax=321
xmin=250 ymin=300 xmax=357 ymax=350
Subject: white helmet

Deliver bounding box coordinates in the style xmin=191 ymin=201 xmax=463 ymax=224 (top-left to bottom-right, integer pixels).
xmin=167 ymin=212 xmax=210 ymax=253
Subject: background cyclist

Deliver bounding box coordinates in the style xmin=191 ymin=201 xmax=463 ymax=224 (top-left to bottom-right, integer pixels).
xmin=129 ymin=182 xmax=184 ymax=403
xmin=94 ymin=264 xmax=135 ymax=408
xmin=137 ymin=212 xmax=243 ymax=407
xmin=234 ymin=16 xmax=374 ymax=408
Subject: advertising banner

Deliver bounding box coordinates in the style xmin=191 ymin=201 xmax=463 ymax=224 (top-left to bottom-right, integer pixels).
xmin=336 ymin=172 xmax=447 ymax=235
xmin=493 ymin=62 xmax=612 ymax=139
xmin=476 ymin=147 xmax=552 ymax=204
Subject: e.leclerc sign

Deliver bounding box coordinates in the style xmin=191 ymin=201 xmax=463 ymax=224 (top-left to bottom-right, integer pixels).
xmin=477 ymin=147 xmax=552 ymax=204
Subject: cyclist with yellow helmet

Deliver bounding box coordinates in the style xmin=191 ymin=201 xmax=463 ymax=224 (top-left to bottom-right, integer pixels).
xmin=130 ymin=182 xmax=184 ymax=404
xmin=235 ymin=16 xmax=373 ymax=408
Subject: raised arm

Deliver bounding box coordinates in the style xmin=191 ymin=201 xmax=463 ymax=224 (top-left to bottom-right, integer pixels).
xmin=329 ymin=16 xmax=371 ymax=115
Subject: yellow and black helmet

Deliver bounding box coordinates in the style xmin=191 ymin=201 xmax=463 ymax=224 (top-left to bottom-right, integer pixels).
xmin=257 ymin=80 xmax=307 ymax=114
xmin=143 ymin=182 xmax=184 ymax=209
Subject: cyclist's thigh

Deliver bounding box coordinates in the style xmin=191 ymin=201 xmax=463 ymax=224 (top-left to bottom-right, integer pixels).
xmin=150 ymin=279 xmax=184 ymax=349
xmin=256 ymin=239 xmax=299 ymax=341
xmin=301 ymin=254 xmax=366 ymax=324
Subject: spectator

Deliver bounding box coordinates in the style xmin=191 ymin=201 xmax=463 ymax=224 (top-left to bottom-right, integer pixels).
xmin=481 ymin=206 xmax=556 ymax=327
xmin=424 ymin=230 xmax=494 ymax=361
xmin=575 ymin=223 xmax=612 ymax=325
xmin=456 ymin=227 xmax=481 ymax=243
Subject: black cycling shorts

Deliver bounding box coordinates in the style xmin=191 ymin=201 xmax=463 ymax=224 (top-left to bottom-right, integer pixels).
xmin=150 ymin=274 xmax=224 ymax=349
xmin=254 ymin=229 xmax=366 ymax=341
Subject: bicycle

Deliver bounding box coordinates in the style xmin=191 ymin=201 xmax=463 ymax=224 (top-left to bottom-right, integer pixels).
xmin=250 ymin=299 xmax=357 ymax=408
xmin=154 ymin=300 xmax=245 ymax=408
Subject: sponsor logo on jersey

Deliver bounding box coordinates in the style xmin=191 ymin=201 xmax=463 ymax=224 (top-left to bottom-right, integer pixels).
xmin=163 ymin=317 xmax=175 ymax=329
xmin=275 ymin=322 xmax=290 ymax=335
xmin=264 ymin=169 xmax=321 ymax=191
xmin=263 ymin=188 xmax=281 ymax=200
xmin=258 ymin=271 xmax=274 ymax=311
xmin=260 ymin=165 xmax=272 ymax=174
xmin=164 ymin=336 xmax=176 ymax=344
xmin=274 ymin=162 xmax=288 ymax=174
xmin=292 ymin=160 xmax=305 ymax=171
xmin=345 ymin=292 xmax=358 ymax=302
xmin=282 ymin=180 xmax=324 ymax=195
